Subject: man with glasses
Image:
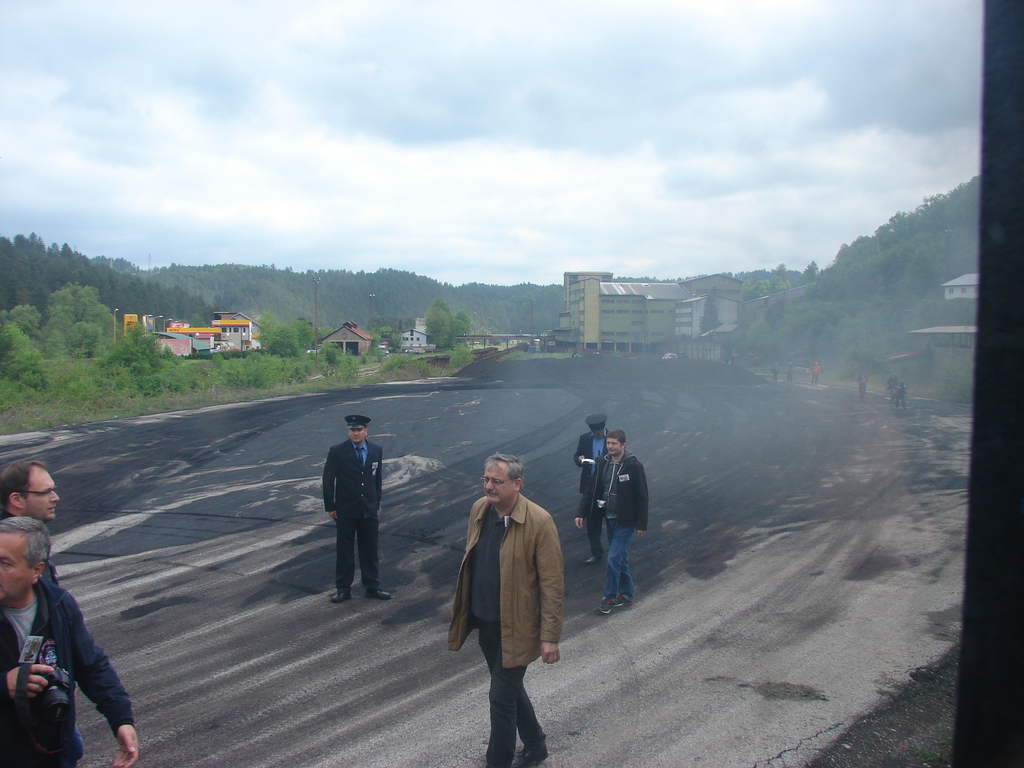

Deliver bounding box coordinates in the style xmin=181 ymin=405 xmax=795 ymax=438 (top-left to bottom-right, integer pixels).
xmin=322 ymin=415 xmax=391 ymax=603
xmin=0 ymin=460 xmax=60 ymax=583
xmin=449 ymin=454 xmax=564 ymax=768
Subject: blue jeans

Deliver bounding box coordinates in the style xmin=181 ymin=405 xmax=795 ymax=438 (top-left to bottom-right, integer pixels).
xmin=604 ymin=522 xmax=635 ymax=600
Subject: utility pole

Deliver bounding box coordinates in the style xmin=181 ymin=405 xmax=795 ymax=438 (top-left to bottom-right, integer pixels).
xmin=368 ymin=293 xmax=375 ymax=332
xmin=313 ymin=276 xmax=321 ymax=371
xmin=113 ymin=308 xmax=118 ymax=344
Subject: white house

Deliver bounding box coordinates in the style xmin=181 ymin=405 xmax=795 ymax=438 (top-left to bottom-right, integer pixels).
xmin=941 ymin=273 xmax=979 ymax=299
xmin=400 ymin=328 xmax=433 ymax=351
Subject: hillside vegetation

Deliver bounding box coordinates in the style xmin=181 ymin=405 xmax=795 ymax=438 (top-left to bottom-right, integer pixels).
xmin=732 ymin=177 xmax=979 ymax=401
xmin=132 ymin=262 xmax=563 ymax=335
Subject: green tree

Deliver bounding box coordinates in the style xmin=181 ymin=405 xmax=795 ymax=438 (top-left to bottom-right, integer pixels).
xmin=0 ymin=305 xmax=42 ymax=339
xmin=452 ymin=310 xmax=471 ymax=340
xmin=259 ymin=312 xmax=303 ymax=357
xmin=425 ymin=298 xmax=454 ymax=349
xmin=801 ymin=261 xmax=819 ymax=284
xmin=0 ymin=322 xmax=44 ymax=387
xmin=102 ymin=325 xmax=174 ymax=395
xmin=43 ymin=283 xmax=112 ymax=358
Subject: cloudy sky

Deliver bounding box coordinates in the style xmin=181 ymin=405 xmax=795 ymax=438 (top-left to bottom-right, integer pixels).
xmin=1 ymin=0 xmax=982 ymax=286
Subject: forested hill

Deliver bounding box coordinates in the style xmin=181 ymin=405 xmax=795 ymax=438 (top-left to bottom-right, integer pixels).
xmin=730 ymin=176 xmax=980 ymax=397
xmin=811 ymin=176 xmax=979 ymax=301
xmin=0 ymin=234 xmax=212 ymax=323
xmin=136 ymin=263 xmax=563 ymax=334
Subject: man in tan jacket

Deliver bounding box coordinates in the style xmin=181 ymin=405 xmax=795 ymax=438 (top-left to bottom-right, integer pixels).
xmin=449 ymin=454 xmax=564 ymax=768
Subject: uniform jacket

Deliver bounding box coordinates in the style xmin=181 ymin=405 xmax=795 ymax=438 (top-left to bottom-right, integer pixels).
xmin=572 ymin=431 xmax=607 ymax=494
xmin=448 ymin=494 xmax=564 ymax=668
xmin=0 ymin=579 xmax=134 ymax=768
xmin=578 ymin=452 xmax=649 ymax=531
xmin=322 ymin=440 xmax=384 ymax=519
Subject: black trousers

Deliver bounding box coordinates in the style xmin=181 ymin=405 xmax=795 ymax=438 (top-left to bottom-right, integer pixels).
xmin=477 ymin=622 xmax=545 ymax=768
xmin=335 ymin=516 xmax=380 ymax=591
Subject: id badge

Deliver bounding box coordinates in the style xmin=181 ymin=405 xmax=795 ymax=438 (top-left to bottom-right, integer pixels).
xmin=19 ymin=636 xmax=43 ymax=664
xmin=619 ymin=473 xmax=630 ymax=482
xmin=371 ymin=461 xmax=379 ymax=472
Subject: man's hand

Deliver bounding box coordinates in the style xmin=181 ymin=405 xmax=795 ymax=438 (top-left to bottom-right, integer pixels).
xmin=574 ymin=517 xmax=585 ymax=530
xmin=540 ymin=642 xmax=560 ymax=664
xmin=327 ymin=510 xmax=337 ymax=520
xmin=636 ymin=529 xmax=646 ymax=537
xmin=5 ymin=664 xmax=53 ymax=699
xmin=112 ymin=724 xmax=139 ymax=768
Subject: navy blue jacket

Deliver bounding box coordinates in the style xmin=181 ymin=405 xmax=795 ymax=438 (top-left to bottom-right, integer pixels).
xmin=1 ymin=579 xmax=134 ymax=767
xmin=573 ymin=431 xmax=608 ymax=493
xmin=322 ymin=440 xmax=384 ymax=519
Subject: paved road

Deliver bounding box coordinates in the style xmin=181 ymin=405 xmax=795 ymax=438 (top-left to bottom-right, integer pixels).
xmin=0 ymin=358 xmax=969 ymax=768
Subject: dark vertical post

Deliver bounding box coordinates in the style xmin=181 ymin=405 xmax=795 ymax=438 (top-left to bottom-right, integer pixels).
xmin=954 ymin=1 xmax=1024 ymax=765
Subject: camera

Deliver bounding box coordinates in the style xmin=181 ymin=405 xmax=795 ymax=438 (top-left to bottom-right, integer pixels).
xmin=37 ymin=668 xmax=72 ymax=722
xmin=580 ymin=458 xmax=595 ymax=465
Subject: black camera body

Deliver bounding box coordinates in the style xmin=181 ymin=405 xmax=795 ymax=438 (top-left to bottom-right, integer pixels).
xmin=37 ymin=667 xmax=72 ymax=723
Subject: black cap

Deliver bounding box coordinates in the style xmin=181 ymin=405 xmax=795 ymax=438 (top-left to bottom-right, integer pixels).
xmin=345 ymin=414 xmax=371 ymax=428
xmin=585 ymin=413 xmax=607 ymax=430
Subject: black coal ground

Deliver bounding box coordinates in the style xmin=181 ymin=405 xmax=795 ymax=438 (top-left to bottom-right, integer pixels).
xmin=0 ymin=357 xmax=969 ymax=768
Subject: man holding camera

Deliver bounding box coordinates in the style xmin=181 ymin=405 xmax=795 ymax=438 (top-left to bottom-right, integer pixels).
xmin=575 ymin=429 xmax=648 ymax=615
xmin=0 ymin=517 xmax=138 ymax=767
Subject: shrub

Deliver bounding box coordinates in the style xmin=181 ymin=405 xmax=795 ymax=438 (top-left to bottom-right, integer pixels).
xmin=449 ymin=346 xmax=473 ymax=368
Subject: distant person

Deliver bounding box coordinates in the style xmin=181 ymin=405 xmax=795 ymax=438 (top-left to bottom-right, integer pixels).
xmin=322 ymin=414 xmax=390 ymax=602
xmin=771 ymin=363 xmax=779 ymax=382
xmin=886 ymin=372 xmax=899 ymax=396
xmin=449 ymin=454 xmax=563 ymax=768
xmin=0 ymin=517 xmax=139 ymax=767
xmin=576 ymin=429 xmax=649 ymax=615
xmin=893 ymin=378 xmax=907 ymax=409
xmin=786 ymin=361 xmax=794 ymax=382
xmin=857 ymin=372 xmax=868 ymax=401
xmin=810 ymin=362 xmax=822 ymax=386
xmin=0 ymin=459 xmax=60 ymax=583
xmin=572 ymin=413 xmax=608 ymax=565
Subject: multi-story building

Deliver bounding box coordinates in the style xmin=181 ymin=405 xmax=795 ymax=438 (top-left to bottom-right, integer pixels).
xmin=212 ymin=312 xmax=261 ymax=350
xmin=557 ymin=272 xmax=739 ymax=355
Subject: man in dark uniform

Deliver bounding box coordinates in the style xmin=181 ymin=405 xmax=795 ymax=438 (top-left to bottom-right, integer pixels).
xmin=322 ymin=415 xmax=390 ymax=603
xmin=572 ymin=413 xmax=608 ymax=565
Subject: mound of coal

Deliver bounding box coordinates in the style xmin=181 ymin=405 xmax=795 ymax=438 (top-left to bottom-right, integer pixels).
xmin=455 ymin=355 xmax=761 ymax=387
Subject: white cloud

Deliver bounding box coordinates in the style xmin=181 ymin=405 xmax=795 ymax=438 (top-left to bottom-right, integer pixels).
xmin=0 ymin=0 xmax=982 ymax=286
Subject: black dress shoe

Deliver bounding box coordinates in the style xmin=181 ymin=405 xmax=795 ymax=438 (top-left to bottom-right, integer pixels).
xmin=510 ymin=742 xmax=548 ymax=768
xmin=583 ymin=555 xmax=600 ymax=565
xmin=330 ymin=591 xmax=352 ymax=603
xmin=364 ymin=589 xmax=392 ymax=600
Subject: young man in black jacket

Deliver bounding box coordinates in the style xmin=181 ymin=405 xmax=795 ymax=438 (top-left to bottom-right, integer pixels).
xmin=575 ymin=429 xmax=649 ymax=614
xmin=0 ymin=517 xmax=138 ymax=767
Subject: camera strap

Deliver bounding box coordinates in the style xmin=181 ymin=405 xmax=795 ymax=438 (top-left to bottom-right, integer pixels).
xmin=14 ymin=663 xmax=35 ymax=728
